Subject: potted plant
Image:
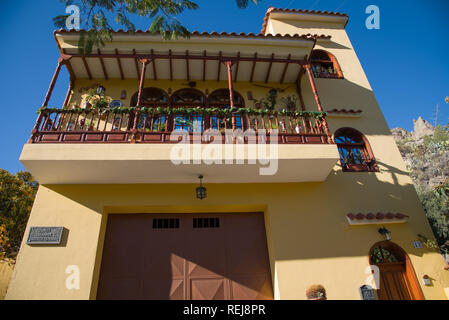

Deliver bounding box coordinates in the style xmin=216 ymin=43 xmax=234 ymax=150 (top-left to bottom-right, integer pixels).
xmin=306 ymin=285 xmax=327 ymax=300
xmin=86 ymin=87 xmax=111 ymax=114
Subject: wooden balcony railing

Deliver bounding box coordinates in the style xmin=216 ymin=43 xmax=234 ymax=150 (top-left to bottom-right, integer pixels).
xmin=29 ymin=107 xmax=333 ymax=144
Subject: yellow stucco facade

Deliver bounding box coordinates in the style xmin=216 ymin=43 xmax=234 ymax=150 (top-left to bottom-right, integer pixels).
xmin=6 ymin=8 xmax=449 ymax=300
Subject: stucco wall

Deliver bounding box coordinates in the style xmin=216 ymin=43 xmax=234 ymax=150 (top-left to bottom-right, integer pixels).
xmin=5 ymin=179 xmax=449 ymax=300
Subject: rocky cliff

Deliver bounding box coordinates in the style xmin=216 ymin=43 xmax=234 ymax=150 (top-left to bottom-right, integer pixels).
xmin=392 ymin=117 xmax=449 ymax=190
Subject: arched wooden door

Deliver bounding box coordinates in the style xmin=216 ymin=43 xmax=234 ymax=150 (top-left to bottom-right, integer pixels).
xmin=369 ymin=241 xmax=424 ymax=300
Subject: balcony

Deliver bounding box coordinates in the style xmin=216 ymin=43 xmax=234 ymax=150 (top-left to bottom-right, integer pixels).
xmin=21 ymin=107 xmax=340 ymax=184
xmin=29 ymin=107 xmax=332 ymax=144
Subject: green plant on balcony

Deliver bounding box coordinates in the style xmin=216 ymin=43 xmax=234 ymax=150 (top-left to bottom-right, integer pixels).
xmin=280 ymin=95 xmax=298 ymax=112
xmin=86 ymin=88 xmax=111 ymax=111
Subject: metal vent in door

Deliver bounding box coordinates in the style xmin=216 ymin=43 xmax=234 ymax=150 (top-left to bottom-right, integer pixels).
xmin=152 ymin=218 xmax=180 ymax=229
xmin=193 ymin=217 xmax=220 ymax=229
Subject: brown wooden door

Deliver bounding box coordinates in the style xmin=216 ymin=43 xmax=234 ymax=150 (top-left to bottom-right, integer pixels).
xmin=97 ymin=213 xmax=273 ymax=300
xmin=377 ymin=262 xmax=412 ymax=300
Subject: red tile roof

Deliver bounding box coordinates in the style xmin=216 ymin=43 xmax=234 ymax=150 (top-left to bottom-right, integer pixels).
xmin=327 ymin=109 xmax=362 ymax=114
xmin=55 ymin=29 xmax=331 ymax=41
xmin=261 ymin=7 xmax=349 ymax=34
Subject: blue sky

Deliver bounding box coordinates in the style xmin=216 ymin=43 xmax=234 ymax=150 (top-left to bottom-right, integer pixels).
xmin=0 ymin=0 xmax=448 ymax=173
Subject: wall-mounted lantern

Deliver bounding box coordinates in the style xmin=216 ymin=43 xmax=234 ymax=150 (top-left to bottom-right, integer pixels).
xmin=378 ymin=227 xmax=391 ymax=240
xmin=422 ymin=274 xmax=431 ymax=286
xmin=196 ymin=175 xmax=207 ymax=200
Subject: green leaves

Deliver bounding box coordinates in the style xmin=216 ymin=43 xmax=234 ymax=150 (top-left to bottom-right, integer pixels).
xmin=235 ymin=0 xmax=260 ymax=9
xmin=0 ymin=169 xmax=38 ymax=259
xmin=54 ymin=0 xmax=261 ymax=54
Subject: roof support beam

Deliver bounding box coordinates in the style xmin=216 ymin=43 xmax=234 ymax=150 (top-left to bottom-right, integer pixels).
xmin=304 ymin=63 xmax=331 ymax=142
xmin=224 ymin=61 xmax=235 ymax=108
xmin=81 ymin=55 xmax=92 ymax=80
xmin=249 ymin=52 xmax=257 ymax=83
xmin=97 ymin=48 xmax=108 ymax=80
xmin=265 ymin=53 xmax=274 ymax=83
xmin=42 ymin=58 xmax=64 ymax=108
xmin=137 ymin=59 xmax=151 ymax=106
xmin=279 ymin=54 xmax=291 ymax=84
xmin=68 ymin=52 xmax=306 ymax=65
xmin=115 ymin=49 xmax=124 ymax=80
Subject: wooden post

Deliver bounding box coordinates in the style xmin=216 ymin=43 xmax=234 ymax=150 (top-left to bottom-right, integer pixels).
xmin=62 ymin=79 xmax=75 ymax=109
xmin=137 ymin=59 xmax=150 ymax=106
xmin=132 ymin=59 xmax=150 ymax=143
xmin=224 ymin=61 xmax=234 ymax=108
xmin=304 ymin=64 xmax=332 ymax=143
xmin=304 ymin=64 xmax=323 ymax=112
xmin=42 ymin=58 xmax=64 ymax=108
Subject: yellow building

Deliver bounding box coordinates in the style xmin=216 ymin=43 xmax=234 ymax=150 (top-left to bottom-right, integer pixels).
xmin=6 ymin=7 xmax=449 ymax=300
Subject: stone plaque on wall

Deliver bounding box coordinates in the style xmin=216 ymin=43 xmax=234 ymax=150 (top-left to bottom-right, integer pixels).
xmin=26 ymin=227 xmax=63 ymax=245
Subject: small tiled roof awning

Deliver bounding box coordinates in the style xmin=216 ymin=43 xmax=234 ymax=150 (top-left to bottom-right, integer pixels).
xmin=55 ymin=29 xmax=331 ymax=83
xmin=261 ymin=7 xmax=349 ymax=34
xmin=326 ymin=109 xmax=363 ymax=118
xmin=346 ymin=213 xmax=409 ymax=225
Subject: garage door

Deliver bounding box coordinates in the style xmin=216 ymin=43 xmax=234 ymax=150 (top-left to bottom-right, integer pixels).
xmin=97 ymin=213 xmax=273 ymax=300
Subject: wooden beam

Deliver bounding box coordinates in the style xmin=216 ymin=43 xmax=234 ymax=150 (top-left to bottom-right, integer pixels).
xmin=69 ymin=52 xmax=307 ymax=65
xmin=81 ymin=55 xmax=92 ymax=80
xmin=42 ymin=59 xmax=63 ymax=108
xmin=115 ymin=49 xmax=124 ymax=80
xmin=133 ymin=49 xmax=140 ymax=79
xmin=61 ymin=49 xmax=76 ymax=81
xmin=264 ymin=53 xmax=275 ymax=83
xmin=216 ymin=51 xmax=222 ymax=81
xmin=249 ymin=52 xmax=257 ymax=83
xmin=280 ymin=53 xmax=291 ymax=84
xmin=234 ymin=52 xmax=240 ymax=82
xmin=169 ymin=49 xmax=173 ymax=81
xmin=151 ymin=49 xmax=158 ymax=81
xmin=97 ymin=48 xmax=108 ymax=80
xmin=186 ymin=50 xmax=190 ymax=81
xmin=203 ymin=50 xmax=207 ymax=81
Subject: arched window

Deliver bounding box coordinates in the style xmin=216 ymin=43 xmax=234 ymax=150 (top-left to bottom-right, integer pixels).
xmin=130 ymin=87 xmax=168 ymax=107
xmin=207 ymin=89 xmax=245 ymax=130
xmin=171 ymin=88 xmax=206 ymax=106
xmin=369 ymin=241 xmax=424 ymax=300
xmin=208 ymin=89 xmax=245 ymax=107
xmin=310 ymin=50 xmax=343 ymax=79
xmin=334 ymin=128 xmax=378 ymax=172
